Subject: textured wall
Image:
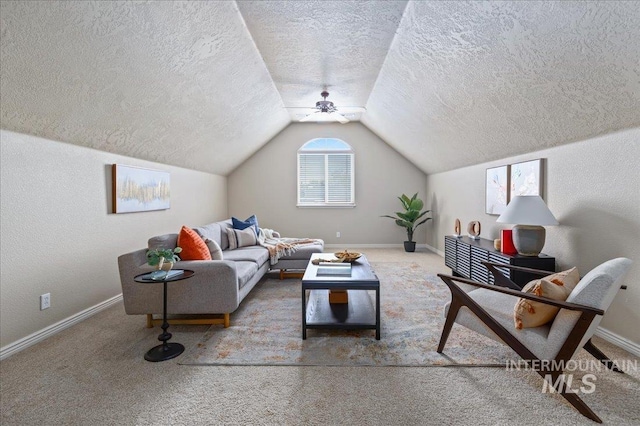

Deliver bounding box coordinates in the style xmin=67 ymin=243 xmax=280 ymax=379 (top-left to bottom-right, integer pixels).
xmin=0 ymin=1 xmax=289 ymax=176
xmin=0 ymin=130 xmax=227 ymax=348
xmin=425 ymin=128 xmax=640 ymax=345
xmin=228 ymin=123 xmax=428 ymax=246
xmin=364 ymin=1 xmax=640 ymax=173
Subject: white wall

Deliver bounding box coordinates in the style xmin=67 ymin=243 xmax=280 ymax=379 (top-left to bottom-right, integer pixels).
xmin=0 ymin=130 xmax=227 ymax=348
xmin=228 ymin=123 xmax=428 ymax=245
xmin=426 ymin=128 xmax=640 ymax=345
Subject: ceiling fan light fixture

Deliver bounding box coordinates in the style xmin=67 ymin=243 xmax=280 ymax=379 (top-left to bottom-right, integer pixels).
xmin=317 ymin=102 xmax=335 ymax=113
xmin=289 ymin=90 xmax=359 ymax=124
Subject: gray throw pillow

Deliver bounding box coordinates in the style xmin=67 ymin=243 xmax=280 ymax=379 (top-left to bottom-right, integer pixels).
xmin=194 ymin=223 xmax=222 ymax=248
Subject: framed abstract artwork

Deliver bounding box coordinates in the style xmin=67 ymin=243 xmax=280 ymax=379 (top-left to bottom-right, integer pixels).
xmin=510 ymin=159 xmax=543 ymax=199
xmin=485 ymin=165 xmax=509 ymax=215
xmin=112 ymin=164 xmax=170 ymax=213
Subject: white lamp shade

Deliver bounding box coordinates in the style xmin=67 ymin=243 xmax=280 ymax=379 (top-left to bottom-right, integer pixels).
xmin=497 ymin=195 xmax=559 ymax=226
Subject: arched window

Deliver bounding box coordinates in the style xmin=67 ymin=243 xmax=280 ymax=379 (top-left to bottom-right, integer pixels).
xmin=297 ymin=138 xmax=355 ymax=207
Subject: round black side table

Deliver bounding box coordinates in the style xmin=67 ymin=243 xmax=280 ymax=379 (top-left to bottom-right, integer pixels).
xmin=134 ymin=269 xmax=195 ymax=362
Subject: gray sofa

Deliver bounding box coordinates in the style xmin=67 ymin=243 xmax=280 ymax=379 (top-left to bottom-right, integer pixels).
xmin=117 ymin=219 xmax=323 ymax=328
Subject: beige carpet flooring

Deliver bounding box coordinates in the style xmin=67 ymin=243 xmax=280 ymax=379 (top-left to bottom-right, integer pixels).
xmin=1 ymin=248 xmax=639 ymax=425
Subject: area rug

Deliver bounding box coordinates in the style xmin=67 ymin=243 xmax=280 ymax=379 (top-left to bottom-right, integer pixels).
xmin=179 ymin=261 xmax=518 ymax=366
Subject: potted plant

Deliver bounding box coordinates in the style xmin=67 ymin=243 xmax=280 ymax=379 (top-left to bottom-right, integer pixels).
xmin=147 ymin=247 xmax=182 ymax=271
xmin=382 ymin=193 xmax=431 ymax=252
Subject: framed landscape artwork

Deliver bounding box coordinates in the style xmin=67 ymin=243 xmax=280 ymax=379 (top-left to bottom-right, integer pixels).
xmin=485 ymin=165 xmax=509 ymax=215
xmin=510 ymin=159 xmax=543 ymax=199
xmin=112 ymin=164 xmax=170 ymax=213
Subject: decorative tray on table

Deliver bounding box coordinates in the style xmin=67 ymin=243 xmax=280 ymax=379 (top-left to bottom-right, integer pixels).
xmin=333 ymin=250 xmax=362 ymax=263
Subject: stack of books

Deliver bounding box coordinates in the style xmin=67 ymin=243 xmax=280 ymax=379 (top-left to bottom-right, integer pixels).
xmin=316 ymin=262 xmax=352 ymax=276
xmin=140 ymin=270 xmax=184 ymax=281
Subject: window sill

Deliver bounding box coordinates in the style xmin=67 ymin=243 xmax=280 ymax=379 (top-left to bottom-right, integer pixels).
xmin=297 ymin=204 xmax=356 ymax=209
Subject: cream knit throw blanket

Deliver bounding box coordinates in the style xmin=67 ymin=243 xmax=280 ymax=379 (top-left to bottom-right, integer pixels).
xmin=258 ymin=228 xmax=322 ymax=265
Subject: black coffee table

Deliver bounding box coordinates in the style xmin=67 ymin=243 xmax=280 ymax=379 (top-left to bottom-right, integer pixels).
xmin=134 ymin=269 xmax=195 ymax=362
xmin=301 ymin=254 xmax=380 ymax=340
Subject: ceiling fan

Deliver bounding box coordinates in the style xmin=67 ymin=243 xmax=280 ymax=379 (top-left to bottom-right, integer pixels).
xmin=286 ymin=90 xmax=365 ymax=124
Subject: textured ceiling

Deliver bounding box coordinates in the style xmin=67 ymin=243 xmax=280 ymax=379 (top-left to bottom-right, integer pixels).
xmin=1 ymin=1 xmax=639 ymax=176
xmin=363 ymin=1 xmax=640 ymax=173
xmin=237 ymin=0 xmax=407 ymax=122
xmin=0 ymin=1 xmax=289 ymax=175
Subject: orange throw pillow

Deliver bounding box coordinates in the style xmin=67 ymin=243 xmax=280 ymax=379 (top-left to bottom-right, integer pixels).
xmin=177 ymin=225 xmax=212 ymax=261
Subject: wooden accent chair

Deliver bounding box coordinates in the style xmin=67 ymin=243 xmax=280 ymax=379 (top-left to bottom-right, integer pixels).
xmin=437 ymin=258 xmax=632 ymax=423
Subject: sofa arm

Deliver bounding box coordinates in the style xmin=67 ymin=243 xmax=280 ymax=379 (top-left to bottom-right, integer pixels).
xmin=118 ymin=250 xmax=242 ymax=315
xmin=167 ymin=260 xmax=241 ymax=313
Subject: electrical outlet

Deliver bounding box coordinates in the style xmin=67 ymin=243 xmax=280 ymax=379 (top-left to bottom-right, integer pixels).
xmin=40 ymin=293 xmax=51 ymax=310
xmin=336 ymin=231 xmax=341 ymax=238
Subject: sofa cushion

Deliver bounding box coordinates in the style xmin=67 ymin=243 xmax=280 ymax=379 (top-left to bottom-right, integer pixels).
xmin=177 ymin=226 xmax=212 ymax=261
xmin=205 ymin=239 xmax=224 ymax=260
xmin=148 ymin=233 xmax=178 ymax=250
xmin=223 ymin=246 xmax=269 ymax=266
xmin=280 ymin=241 xmax=325 ymax=260
xmin=194 ymin=223 xmax=223 ymax=249
xmin=232 ymin=215 xmax=259 ymax=236
xmin=218 ymin=220 xmax=233 ymax=250
xmin=227 ymin=227 xmax=258 ymax=250
xmin=235 ymin=261 xmax=259 ymax=289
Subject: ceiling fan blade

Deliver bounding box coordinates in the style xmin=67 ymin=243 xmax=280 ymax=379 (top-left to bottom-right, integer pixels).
xmin=339 ymin=106 xmax=367 ymax=111
xmin=299 ymin=112 xmax=320 ymax=122
xmin=330 ymin=112 xmax=350 ymax=124
xmin=285 ymin=106 xmax=365 ymax=111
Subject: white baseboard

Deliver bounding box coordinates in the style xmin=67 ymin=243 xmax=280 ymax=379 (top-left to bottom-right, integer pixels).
xmin=324 ymin=244 xmax=405 ymax=249
xmin=425 ymin=243 xmax=444 ymax=257
xmin=0 ymin=294 xmax=123 ymax=361
xmin=324 ymin=244 xmax=436 ymax=250
xmin=594 ymin=326 xmax=640 ymax=358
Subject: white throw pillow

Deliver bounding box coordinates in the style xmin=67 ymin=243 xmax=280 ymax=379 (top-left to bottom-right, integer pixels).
xmin=205 ymin=238 xmax=224 ymax=260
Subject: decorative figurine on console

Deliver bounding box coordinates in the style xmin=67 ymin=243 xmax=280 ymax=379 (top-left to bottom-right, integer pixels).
xmin=453 ymin=218 xmax=462 ymax=237
xmin=467 ymin=221 xmax=481 ymax=240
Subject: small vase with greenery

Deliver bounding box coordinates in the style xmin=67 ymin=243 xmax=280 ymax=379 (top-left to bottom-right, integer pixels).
xmin=382 ymin=193 xmax=431 ymax=252
xmin=147 ymin=247 xmax=182 ymax=271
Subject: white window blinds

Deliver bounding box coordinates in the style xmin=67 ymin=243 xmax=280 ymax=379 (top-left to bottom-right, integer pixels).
xmin=327 ymin=154 xmax=352 ymax=203
xmin=298 ymin=154 xmax=326 ymax=204
xmin=297 ymin=139 xmax=354 ymax=207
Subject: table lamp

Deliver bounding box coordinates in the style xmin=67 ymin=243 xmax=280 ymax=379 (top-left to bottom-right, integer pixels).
xmin=496 ymin=195 xmax=558 ymax=256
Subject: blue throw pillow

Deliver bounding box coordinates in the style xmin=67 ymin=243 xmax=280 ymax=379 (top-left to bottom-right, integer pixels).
xmin=232 ymin=215 xmax=259 ymax=236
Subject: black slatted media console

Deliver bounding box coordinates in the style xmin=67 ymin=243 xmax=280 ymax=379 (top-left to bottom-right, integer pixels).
xmin=444 ymin=236 xmax=555 ymax=288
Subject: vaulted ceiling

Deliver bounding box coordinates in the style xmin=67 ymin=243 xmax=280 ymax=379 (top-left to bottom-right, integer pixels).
xmin=1 ymin=1 xmax=639 ymax=176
